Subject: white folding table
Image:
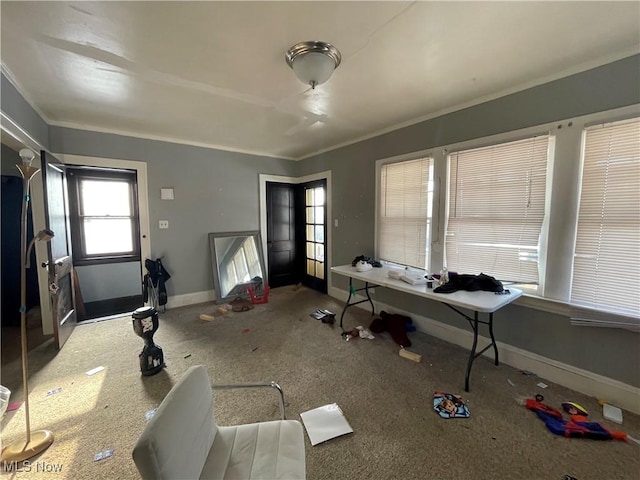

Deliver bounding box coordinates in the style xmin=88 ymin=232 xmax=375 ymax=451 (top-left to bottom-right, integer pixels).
xmin=331 ymin=264 xmax=522 ymax=391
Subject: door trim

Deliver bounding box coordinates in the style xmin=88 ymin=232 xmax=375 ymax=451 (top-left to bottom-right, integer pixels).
xmin=59 ymin=153 xmax=151 ymax=275
xmin=259 ymin=171 xmax=332 ymax=291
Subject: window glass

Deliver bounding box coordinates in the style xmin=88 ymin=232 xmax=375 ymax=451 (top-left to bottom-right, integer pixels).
xmin=69 ymin=169 xmax=139 ymax=265
xmin=84 ymin=219 xmax=133 ymax=254
xmin=571 ymin=117 xmax=640 ymax=316
xmin=80 ymin=180 xmax=130 ymax=216
xmin=378 ymin=157 xmax=433 ymax=269
xmin=446 ymin=136 xmax=549 ymax=283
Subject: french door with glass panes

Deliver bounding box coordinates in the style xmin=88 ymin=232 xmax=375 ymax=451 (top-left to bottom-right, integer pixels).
xmin=300 ymin=180 xmax=327 ymax=292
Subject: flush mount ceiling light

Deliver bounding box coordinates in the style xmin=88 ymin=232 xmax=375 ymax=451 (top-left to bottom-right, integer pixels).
xmin=285 ymin=41 xmax=341 ymax=89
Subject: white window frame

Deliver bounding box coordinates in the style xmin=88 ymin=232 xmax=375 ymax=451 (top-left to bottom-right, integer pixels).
xmin=373 ymin=104 xmax=640 ymax=319
xmin=445 ymin=131 xmax=555 ymax=291
xmin=375 ymin=151 xmax=435 ymax=271
xmin=569 ymin=116 xmax=640 ymax=318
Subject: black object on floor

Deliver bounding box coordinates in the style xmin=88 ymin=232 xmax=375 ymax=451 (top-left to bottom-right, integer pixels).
xmin=369 ymin=311 xmax=412 ymax=347
xmin=132 ymin=306 xmax=164 ymax=376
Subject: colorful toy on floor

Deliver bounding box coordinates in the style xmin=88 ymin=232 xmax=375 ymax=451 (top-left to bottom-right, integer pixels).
xmin=525 ymin=396 xmax=627 ymax=441
xmin=561 ymin=402 xmax=588 ymax=418
xmin=433 ymin=392 xmax=470 ymax=419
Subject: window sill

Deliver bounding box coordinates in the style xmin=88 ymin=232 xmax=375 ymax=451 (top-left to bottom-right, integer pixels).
xmin=514 ymin=293 xmax=571 ymax=316
xmin=514 ymin=292 xmax=640 ymax=325
xmin=74 ymin=255 xmax=141 ymax=267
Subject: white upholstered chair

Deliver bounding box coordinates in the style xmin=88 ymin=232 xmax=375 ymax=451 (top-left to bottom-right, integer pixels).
xmin=132 ymin=365 xmax=306 ymax=479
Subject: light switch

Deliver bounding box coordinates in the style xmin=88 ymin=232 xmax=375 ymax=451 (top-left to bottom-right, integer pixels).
xmin=159 ymin=220 xmax=169 ymax=229
xmin=334 ymin=219 xmax=339 ymax=227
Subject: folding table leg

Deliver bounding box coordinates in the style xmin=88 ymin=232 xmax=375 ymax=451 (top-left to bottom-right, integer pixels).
xmin=464 ymin=312 xmax=479 ymax=392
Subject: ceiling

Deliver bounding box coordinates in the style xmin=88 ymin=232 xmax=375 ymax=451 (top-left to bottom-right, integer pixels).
xmin=1 ymin=2 xmax=639 ymax=160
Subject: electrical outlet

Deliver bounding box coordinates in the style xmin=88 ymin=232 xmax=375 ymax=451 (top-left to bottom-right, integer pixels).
xmin=159 ymin=220 xmax=169 ymax=229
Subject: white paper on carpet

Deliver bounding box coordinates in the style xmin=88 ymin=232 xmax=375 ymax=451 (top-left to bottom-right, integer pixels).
xmin=300 ymin=403 xmax=353 ymax=446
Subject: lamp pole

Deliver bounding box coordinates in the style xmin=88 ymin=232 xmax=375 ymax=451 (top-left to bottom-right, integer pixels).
xmin=18 ymin=161 xmax=37 ymax=446
xmin=1 ymin=150 xmax=54 ymax=463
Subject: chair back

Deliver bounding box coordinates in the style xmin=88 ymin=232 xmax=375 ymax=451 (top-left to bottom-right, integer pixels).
xmin=133 ymin=365 xmax=217 ymax=479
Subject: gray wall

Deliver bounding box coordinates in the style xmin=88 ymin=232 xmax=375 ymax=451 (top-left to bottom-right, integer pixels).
xmin=76 ymin=263 xmax=142 ymax=303
xmin=1 ymin=74 xmax=50 ymax=150
xmin=49 ymin=127 xmax=296 ymax=296
xmin=296 ymin=54 xmax=640 ymax=387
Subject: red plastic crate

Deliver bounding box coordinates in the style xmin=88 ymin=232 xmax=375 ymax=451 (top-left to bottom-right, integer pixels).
xmin=247 ymin=285 xmax=270 ymax=304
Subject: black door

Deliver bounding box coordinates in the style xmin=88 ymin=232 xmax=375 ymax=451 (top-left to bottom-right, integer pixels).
xmin=266 ymin=182 xmax=297 ymax=288
xmin=297 ymin=180 xmax=327 ymax=293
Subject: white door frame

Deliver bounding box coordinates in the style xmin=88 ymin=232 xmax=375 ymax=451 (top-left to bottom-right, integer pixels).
xmin=41 ymin=154 xmax=150 ymax=333
xmin=59 ymin=153 xmax=151 ymax=283
xmin=1 ymin=113 xmax=151 ymax=334
xmin=259 ymin=170 xmax=332 ymax=291
xmin=1 ymin=112 xmax=55 ymax=334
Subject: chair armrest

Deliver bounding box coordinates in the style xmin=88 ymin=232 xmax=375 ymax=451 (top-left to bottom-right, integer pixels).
xmin=211 ymin=381 xmax=286 ymax=419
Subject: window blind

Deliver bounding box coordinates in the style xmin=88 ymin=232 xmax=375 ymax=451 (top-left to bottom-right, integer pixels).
xmin=446 ymin=135 xmax=549 ymax=283
xmin=571 ymin=117 xmax=640 ymax=317
xmin=378 ymin=157 xmax=432 ymax=269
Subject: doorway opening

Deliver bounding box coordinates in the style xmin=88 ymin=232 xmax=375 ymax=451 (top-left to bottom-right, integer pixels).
xmin=262 ymin=173 xmax=330 ymax=294
xmin=60 ymin=155 xmax=151 ymax=323
xmin=67 ymin=166 xmax=143 ymax=321
xmin=1 ymin=173 xmax=51 ymax=366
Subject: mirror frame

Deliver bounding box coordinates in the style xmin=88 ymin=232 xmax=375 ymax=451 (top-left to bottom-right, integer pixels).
xmin=208 ymin=230 xmax=266 ymax=304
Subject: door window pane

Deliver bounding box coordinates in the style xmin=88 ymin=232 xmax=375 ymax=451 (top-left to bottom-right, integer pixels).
xmin=84 ymin=218 xmax=133 ymax=254
xmin=304 ymin=184 xmax=326 ymax=282
xmin=316 ymin=261 xmax=324 ymax=279
xmin=69 ymin=169 xmax=139 ymax=264
xmin=81 ymin=180 xmax=131 ymax=216
xmin=314 ymin=187 xmax=325 ymax=206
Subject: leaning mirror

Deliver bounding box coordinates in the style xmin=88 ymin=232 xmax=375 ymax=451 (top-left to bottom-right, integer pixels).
xmin=208 ymin=231 xmax=266 ymax=303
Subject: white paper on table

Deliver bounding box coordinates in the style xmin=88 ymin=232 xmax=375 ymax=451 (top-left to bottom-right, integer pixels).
xmin=300 ymin=403 xmax=353 ymax=446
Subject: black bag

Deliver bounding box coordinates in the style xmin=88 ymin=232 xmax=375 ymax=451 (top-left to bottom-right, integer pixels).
xmin=144 ymin=258 xmax=171 ymax=306
xmin=433 ymin=273 xmax=504 ymax=294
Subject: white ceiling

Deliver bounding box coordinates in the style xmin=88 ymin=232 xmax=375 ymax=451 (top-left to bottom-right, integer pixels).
xmin=1 ymin=1 xmax=639 ymax=160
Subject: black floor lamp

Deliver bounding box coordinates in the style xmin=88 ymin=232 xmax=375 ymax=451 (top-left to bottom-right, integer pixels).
xmin=1 ymin=148 xmax=55 ymax=463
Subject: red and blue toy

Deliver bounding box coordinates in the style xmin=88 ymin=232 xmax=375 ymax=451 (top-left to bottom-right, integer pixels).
xmin=525 ymin=395 xmax=628 ymax=441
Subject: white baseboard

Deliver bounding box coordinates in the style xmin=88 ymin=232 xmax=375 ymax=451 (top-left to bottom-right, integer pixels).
xmin=328 ymin=286 xmax=640 ymax=415
xmin=166 ymin=290 xmax=216 ymax=309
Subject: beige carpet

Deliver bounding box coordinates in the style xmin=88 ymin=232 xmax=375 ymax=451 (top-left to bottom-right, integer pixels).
xmin=1 ymin=286 xmax=639 ymax=479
